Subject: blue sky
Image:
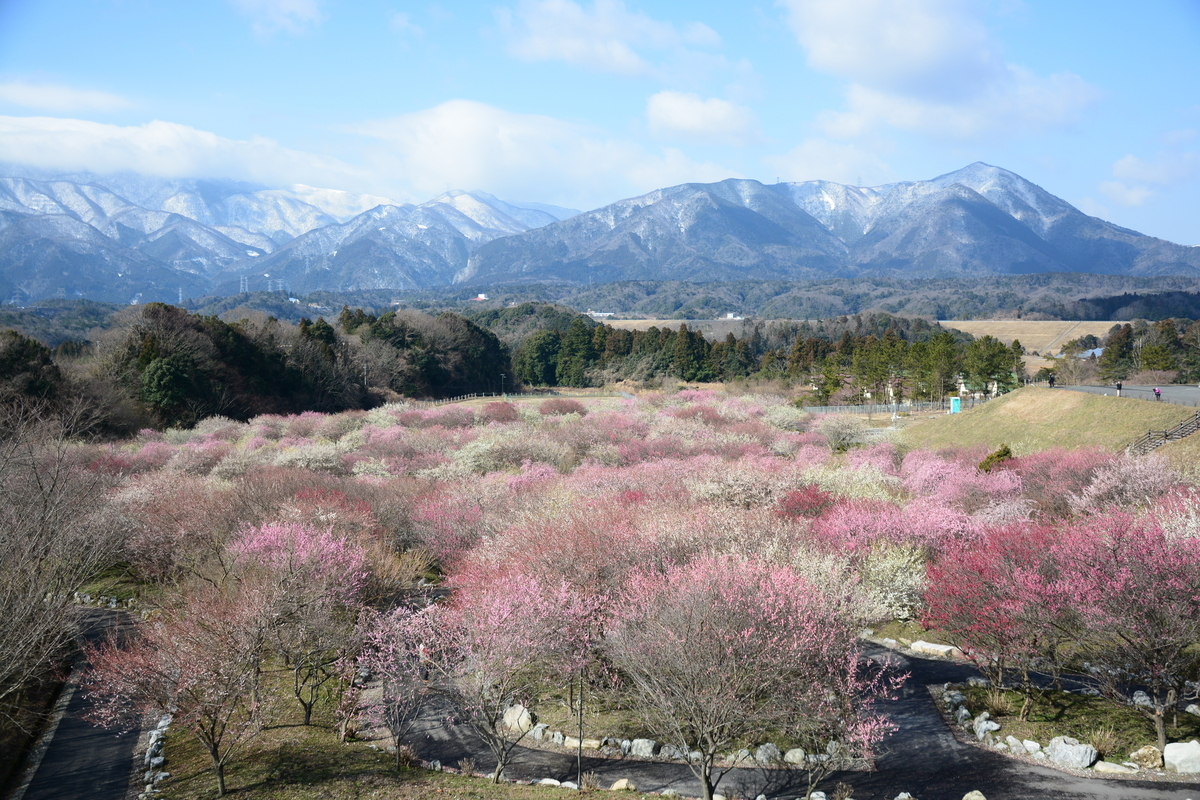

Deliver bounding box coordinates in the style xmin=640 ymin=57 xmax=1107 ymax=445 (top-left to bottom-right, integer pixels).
xmin=0 ymin=0 xmax=1197 ymax=243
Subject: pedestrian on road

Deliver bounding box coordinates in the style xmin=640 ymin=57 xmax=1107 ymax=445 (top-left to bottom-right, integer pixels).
xmin=1154 ymin=387 xmax=1162 ymax=401
xmin=1116 ymin=381 xmax=1122 ymax=397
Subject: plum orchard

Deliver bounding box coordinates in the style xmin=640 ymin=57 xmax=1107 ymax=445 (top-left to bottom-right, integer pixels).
xmin=68 ymin=390 xmax=1193 ymax=795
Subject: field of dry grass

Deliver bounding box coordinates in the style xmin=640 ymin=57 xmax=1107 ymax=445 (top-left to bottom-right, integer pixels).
xmin=935 ymin=320 xmax=1124 ymax=355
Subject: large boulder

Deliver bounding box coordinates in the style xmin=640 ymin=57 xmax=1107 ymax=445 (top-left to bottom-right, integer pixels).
xmin=755 ymin=743 xmax=782 ymax=763
xmin=910 ymin=640 xmax=963 ymax=658
xmin=1164 ymin=740 xmax=1200 ymax=773
xmin=628 ymin=738 xmax=659 ymax=758
xmin=783 ymin=747 xmax=807 ymax=764
xmin=610 ymin=778 xmax=637 ymax=791
xmin=1129 ymin=745 xmax=1162 ymax=769
xmin=1093 ymin=761 xmax=1135 ymax=773
xmin=501 ymin=704 xmax=535 ymax=733
xmin=1046 ymin=736 xmax=1098 ymax=769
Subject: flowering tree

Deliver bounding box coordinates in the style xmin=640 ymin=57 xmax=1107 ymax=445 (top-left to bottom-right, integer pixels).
xmin=229 ymin=523 xmax=368 ymax=725
xmin=85 ymin=584 xmax=274 ymax=796
xmin=923 ymin=523 xmax=1074 ymax=719
xmin=605 ymin=556 xmax=901 ymax=800
xmin=368 ymin=574 xmax=587 ymax=782
xmin=1057 ymin=513 xmax=1200 ymax=751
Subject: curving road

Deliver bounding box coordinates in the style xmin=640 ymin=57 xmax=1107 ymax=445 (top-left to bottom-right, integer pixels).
xmin=407 ymin=644 xmax=1200 ymax=800
xmin=11 ymin=609 xmax=136 ymax=800
xmin=1057 ymin=384 xmax=1200 ymax=407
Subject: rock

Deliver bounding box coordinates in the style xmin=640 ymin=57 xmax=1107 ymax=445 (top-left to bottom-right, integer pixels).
xmin=538 ymin=778 xmax=561 ymax=786
xmin=968 ymin=677 xmax=990 ymax=688
xmin=563 ymin=736 xmax=581 ymax=750
xmin=156 ymin=715 xmax=172 ymax=730
xmin=581 ymin=738 xmax=602 ymax=750
xmin=1164 ymin=740 xmax=1200 ymax=773
xmin=734 ymin=748 xmax=753 ymax=763
xmin=531 ymin=723 xmax=549 ymax=741
xmin=881 ymin=637 xmax=899 ymax=647
xmin=809 ymin=793 xmax=827 ymax=800
xmin=1093 ymin=761 xmax=1135 ymax=773
xmin=1186 ymin=704 xmax=1200 ymax=717
xmin=910 ymin=640 xmax=963 ymax=658
xmin=712 ymin=795 xmax=726 ymax=800
xmin=1005 ymin=735 xmax=1026 ymax=755
xmin=1129 ymin=745 xmax=1162 ymax=769
xmin=628 ymin=738 xmax=659 ymax=758
xmin=962 ymin=793 xmax=986 ymax=800
xmin=1077 ymin=686 xmax=1100 ymax=696
xmin=1023 ymin=740 xmax=1041 ymax=754
xmin=783 ymin=747 xmax=807 ymax=764
xmin=610 ymin=778 xmax=637 ymax=791
xmin=955 ymin=706 xmax=972 ymax=725
xmin=661 ymin=791 xmax=681 ymax=798
xmin=428 ymin=760 xmax=441 ymax=771
xmin=600 ymin=746 xmax=621 ymax=757
xmin=894 ymin=794 xmax=915 ymax=800
xmin=1132 ymin=690 xmax=1153 ymax=708
xmin=943 ymin=690 xmax=966 ymax=707
xmin=659 ymin=744 xmax=688 ymax=760
xmin=1046 ymin=736 xmax=1098 ymax=769
xmin=551 ymin=731 xmax=565 ymax=746
xmin=561 ymin=781 xmax=578 ymax=790
xmin=619 ymin=739 xmax=631 ymax=755
xmin=973 ymin=712 xmax=1000 ymax=740
xmin=755 ymin=743 xmax=782 ymax=763
xmin=502 ymin=704 xmax=536 ymax=733
xmin=149 ymin=756 xmax=165 ymax=769
xmin=1032 ymin=751 xmax=1046 ymax=760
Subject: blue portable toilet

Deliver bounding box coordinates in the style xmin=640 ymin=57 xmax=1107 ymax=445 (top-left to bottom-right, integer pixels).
xmin=950 ymin=397 xmax=961 ymax=414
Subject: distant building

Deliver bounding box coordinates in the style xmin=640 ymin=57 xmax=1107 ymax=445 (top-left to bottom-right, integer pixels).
xmin=472 ymin=293 xmax=489 ymax=301
xmin=587 ymin=310 xmax=615 ymax=318
xmin=724 ymin=312 xmax=744 ymax=320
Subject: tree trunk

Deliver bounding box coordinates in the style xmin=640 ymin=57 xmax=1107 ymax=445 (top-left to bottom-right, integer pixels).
xmin=214 ymin=762 xmax=227 ymax=796
xmin=1155 ymin=707 xmax=1167 ymax=753
xmin=576 ymin=672 xmax=584 ymax=785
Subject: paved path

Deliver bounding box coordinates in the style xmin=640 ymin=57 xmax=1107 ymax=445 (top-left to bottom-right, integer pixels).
xmin=14 ymin=609 xmax=136 ymax=800
xmin=1057 ymin=384 xmax=1200 ymax=407
xmin=406 ymin=645 xmax=1200 ymax=800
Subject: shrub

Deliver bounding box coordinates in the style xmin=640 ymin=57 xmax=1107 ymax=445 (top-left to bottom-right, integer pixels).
xmin=479 ymin=401 xmax=520 ymax=423
xmin=540 ymin=398 xmax=588 ymax=416
xmin=776 ymin=484 xmax=836 ymax=518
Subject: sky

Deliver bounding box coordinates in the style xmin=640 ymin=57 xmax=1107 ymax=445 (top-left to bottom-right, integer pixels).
xmin=0 ymin=0 xmax=1197 ymax=243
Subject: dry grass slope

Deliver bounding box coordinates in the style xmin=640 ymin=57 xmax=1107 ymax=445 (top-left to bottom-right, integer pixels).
xmin=900 ymin=388 xmax=1198 ymax=464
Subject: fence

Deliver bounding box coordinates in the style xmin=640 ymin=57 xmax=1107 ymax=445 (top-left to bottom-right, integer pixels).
xmin=1128 ymin=410 xmax=1200 ymax=456
xmin=800 ymin=396 xmax=993 ymax=416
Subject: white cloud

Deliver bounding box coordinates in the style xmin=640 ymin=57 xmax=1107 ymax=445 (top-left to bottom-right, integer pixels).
xmin=777 ymin=0 xmax=1099 ymax=140
xmin=0 ymin=116 xmax=365 ymax=188
xmin=1099 ymin=181 xmax=1152 ymax=207
xmin=646 ymin=92 xmax=758 ymax=146
xmin=229 ymin=0 xmax=324 ymax=36
xmin=347 ymin=99 xmax=737 ymax=208
xmin=497 ymin=0 xmax=721 ymax=77
xmin=389 ymin=12 xmax=424 ymax=38
xmin=1112 ymin=151 xmax=1199 ymax=186
xmin=762 ymin=138 xmax=894 ymax=185
xmin=0 ymin=80 xmax=133 ymax=113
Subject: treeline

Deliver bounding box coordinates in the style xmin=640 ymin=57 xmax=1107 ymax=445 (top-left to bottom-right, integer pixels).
xmin=0 ymin=303 xmax=511 ymax=432
xmin=504 ymin=306 xmax=1020 ymax=402
xmin=1078 ymin=318 xmax=1200 ymax=383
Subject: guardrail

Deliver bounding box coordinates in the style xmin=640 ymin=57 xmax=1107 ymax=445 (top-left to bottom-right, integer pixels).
xmin=1128 ymin=410 xmax=1200 ymax=456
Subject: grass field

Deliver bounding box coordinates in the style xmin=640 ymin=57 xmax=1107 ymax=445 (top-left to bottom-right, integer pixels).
xmin=936 ymin=320 xmax=1124 ymax=355
xmin=899 ymin=387 xmax=1198 ymax=464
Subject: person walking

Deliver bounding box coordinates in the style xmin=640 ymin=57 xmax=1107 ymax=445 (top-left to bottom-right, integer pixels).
xmin=1116 ymin=381 xmax=1122 ymax=397
xmin=1154 ymin=387 xmax=1162 ymax=401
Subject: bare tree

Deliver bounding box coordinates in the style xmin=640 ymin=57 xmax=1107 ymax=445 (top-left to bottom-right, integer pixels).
xmin=0 ymin=401 xmax=123 ymax=762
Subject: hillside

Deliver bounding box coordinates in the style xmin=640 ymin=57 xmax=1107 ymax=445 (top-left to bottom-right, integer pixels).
xmin=900 ymin=387 xmax=1197 ymax=463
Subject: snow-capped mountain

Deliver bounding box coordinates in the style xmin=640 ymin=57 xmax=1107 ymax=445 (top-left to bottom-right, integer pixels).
xmin=0 ymin=169 xmax=578 ymax=302
xmin=459 ymin=163 xmax=1200 ymax=285
xmin=1 ymin=162 xmax=1196 ymax=304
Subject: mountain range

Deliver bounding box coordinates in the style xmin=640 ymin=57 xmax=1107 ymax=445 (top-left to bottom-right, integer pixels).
xmin=1 ymin=162 xmax=1197 ymax=305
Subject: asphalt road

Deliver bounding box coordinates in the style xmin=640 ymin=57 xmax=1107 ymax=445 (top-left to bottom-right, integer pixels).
xmin=16 ymin=609 xmax=137 ymax=800
xmin=407 ymin=645 xmax=1200 ymax=800
xmin=1057 ymin=384 xmax=1200 ymax=407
